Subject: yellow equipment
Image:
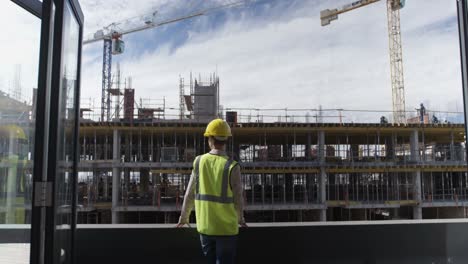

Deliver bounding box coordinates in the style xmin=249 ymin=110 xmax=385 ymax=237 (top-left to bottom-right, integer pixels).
xmin=0 ymin=124 xmax=28 ymax=224
xmin=203 ymin=119 xmax=232 ymax=138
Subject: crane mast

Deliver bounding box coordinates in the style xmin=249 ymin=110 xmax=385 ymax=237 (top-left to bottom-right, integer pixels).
xmin=102 ymin=39 xmax=112 ymax=122
xmin=387 ymin=0 xmax=406 ymax=123
xmin=83 ymin=1 xmax=249 ymax=122
xmin=321 ymin=0 xmax=407 ymax=123
xmin=84 ymin=10 xmax=207 ymax=122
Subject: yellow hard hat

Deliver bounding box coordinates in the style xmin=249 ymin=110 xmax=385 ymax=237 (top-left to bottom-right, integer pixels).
xmin=204 ymin=118 xmax=232 ymax=139
xmin=0 ymin=125 xmax=26 ymax=140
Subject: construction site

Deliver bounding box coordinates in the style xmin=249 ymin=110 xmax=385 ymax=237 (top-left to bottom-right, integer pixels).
xmin=1 ymin=0 xmax=468 ymax=226
xmin=69 ymin=66 xmax=467 ymax=224
xmin=5 ymin=1 xmax=468 ymax=264
xmin=73 ymin=0 xmax=468 ymax=224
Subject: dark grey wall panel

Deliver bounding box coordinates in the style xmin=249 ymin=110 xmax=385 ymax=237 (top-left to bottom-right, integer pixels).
xmin=74 ymin=222 xmax=468 ymax=264
xmin=77 ymin=227 xmax=203 ymax=263
xmin=0 ymin=226 xmax=30 ymax=243
xmin=2 ymin=222 xmax=468 ymax=263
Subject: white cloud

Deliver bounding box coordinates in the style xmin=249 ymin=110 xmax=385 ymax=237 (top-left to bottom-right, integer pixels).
xmin=3 ymin=0 xmax=460 ymax=123
xmin=0 ymin=1 xmax=41 ymax=103
xmin=81 ymin=0 xmax=462 ymax=122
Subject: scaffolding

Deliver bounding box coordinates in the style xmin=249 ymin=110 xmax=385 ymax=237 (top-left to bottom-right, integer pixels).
xmin=76 ymin=121 xmax=468 ymax=223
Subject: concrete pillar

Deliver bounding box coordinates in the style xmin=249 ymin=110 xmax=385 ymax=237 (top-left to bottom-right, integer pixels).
xmin=412 ymin=171 xmax=422 ymax=219
xmin=318 ymin=131 xmax=327 ymax=221
xmin=112 ymin=130 xmax=121 ymax=224
xmin=103 ymin=172 xmax=109 ymax=200
xmin=318 ymin=131 xmax=325 ymax=163
xmin=319 ymin=168 xmax=327 ymax=221
xmin=410 ymin=129 xmax=423 ymax=219
xmin=410 ymin=130 xmax=420 ymax=162
xmin=305 ymin=132 xmax=311 ymax=201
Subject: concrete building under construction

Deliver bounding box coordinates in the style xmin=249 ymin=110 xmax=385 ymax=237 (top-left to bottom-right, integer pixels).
xmin=1 ymin=75 xmax=467 ymax=225
xmin=74 ymin=75 xmax=468 ymax=224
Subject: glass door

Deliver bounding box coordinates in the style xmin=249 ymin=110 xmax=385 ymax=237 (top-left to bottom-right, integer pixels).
xmin=30 ymin=0 xmax=83 ymax=263
xmin=0 ymin=1 xmax=41 ymax=264
xmin=48 ymin=0 xmax=82 ymax=263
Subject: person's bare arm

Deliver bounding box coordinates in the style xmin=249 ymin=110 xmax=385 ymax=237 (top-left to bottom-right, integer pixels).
xmin=230 ymin=165 xmax=246 ymax=225
xmin=177 ymin=173 xmax=196 ymax=226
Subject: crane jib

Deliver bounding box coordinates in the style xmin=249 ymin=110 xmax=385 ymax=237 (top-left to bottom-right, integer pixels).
xmin=320 ymin=0 xmax=407 ymax=123
xmin=343 ymin=0 xmax=380 ymax=11
xmin=84 ymin=1 xmax=249 ymax=121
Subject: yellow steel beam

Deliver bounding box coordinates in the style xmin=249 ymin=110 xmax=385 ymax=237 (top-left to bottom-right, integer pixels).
xmin=327 ymin=200 xmax=361 ymax=207
xmin=385 ymin=200 xmax=418 ymax=206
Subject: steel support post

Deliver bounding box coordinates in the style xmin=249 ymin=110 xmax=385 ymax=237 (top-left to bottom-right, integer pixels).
xmin=112 ymin=129 xmax=121 ymax=224
xmin=410 ymin=130 xmax=422 ymax=219
xmin=318 ymin=130 xmax=327 ymax=221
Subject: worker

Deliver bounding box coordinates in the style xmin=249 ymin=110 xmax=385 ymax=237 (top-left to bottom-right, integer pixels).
xmin=176 ymin=118 xmax=247 ymax=264
xmin=416 ymin=103 xmax=426 ymax=123
xmin=380 ymin=116 xmax=388 ymax=124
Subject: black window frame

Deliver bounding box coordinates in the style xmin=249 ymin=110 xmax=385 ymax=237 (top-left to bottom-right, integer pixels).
xmin=11 ymin=0 xmax=42 ymax=18
xmin=9 ymin=0 xmax=84 ymax=263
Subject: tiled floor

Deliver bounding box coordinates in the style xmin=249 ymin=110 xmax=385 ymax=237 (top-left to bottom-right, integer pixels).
xmin=0 ymin=244 xmax=29 ymax=264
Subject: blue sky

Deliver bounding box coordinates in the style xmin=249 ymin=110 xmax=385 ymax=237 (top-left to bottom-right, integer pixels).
xmin=0 ymin=0 xmax=462 ymax=123
xmin=83 ymin=0 xmax=306 ymax=63
xmin=79 ymin=0 xmax=462 ymax=123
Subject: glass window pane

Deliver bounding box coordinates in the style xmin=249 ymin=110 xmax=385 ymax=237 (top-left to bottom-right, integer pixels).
xmin=0 ymin=1 xmax=41 ymax=263
xmin=54 ymin=1 xmax=80 ymax=262
xmin=77 ymin=0 xmax=464 ymax=225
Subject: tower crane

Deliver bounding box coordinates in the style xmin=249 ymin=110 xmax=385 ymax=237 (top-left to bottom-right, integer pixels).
xmin=320 ymin=0 xmax=407 ymax=123
xmin=83 ymin=1 xmax=249 ymax=121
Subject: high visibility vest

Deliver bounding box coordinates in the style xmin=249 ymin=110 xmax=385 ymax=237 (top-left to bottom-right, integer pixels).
xmin=194 ymin=153 xmax=239 ymax=236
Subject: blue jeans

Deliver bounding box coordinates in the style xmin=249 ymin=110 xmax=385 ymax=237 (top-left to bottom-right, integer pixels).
xmin=199 ymin=234 xmax=238 ymax=264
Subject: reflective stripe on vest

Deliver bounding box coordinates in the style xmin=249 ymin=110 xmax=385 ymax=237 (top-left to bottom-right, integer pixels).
xmin=195 ymin=157 xmax=234 ymax=203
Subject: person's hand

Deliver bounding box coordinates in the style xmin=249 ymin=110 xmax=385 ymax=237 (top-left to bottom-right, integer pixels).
xmin=175 ymin=221 xmax=191 ymax=228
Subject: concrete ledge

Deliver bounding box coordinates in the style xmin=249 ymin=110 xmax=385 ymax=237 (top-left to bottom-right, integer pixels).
xmin=0 ymin=225 xmax=30 ymax=243
xmin=2 ymin=221 xmax=468 ymax=263
xmin=75 ymin=220 xmax=468 ymax=264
